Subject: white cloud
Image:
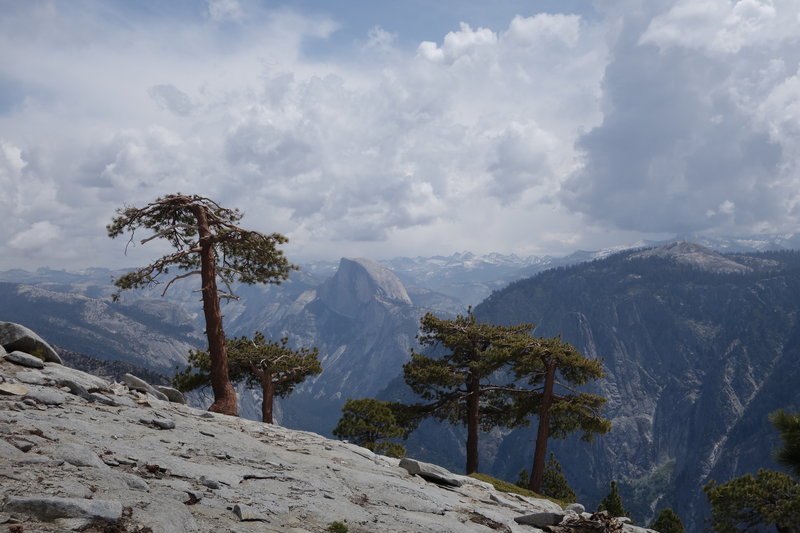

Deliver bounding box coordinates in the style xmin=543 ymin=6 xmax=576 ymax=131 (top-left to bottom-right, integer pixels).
xmin=206 ymin=0 xmax=244 ymax=23
xmin=640 ymin=0 xmax=795 ymax=54
xmin=8 ymin=221 xmax=60 ymax=250
xmin=2 ymin=1 xmax=799 ymax=271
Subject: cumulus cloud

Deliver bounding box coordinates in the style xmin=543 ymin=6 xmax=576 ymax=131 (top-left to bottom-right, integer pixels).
xmin=206 ymin=0 xmax=244 ymax=23
xmin=148 ymin=84 xmax=195 ymax=116
xmin=2 ymin=1 xmax=798 ymax=270
xmin=562 ymin=0 xmax=800 ymax=238
xmin=8 ymin=221 xmax=60 ymax=250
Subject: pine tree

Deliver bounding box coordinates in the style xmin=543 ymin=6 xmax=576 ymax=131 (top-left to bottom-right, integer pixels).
xmin=770 ymin=409 xmax=800 ymax=478
xmin=597 ymin=480 xmax=628 ymax=518
xmin=173 ymin=332 xmax=319 ymax=423
xmin=515 ymin=469 xmax=530 ymax=490
xmin=704 ymin=470 xmax=800 ymax=533
xmin=332 ymin=398 xmax=406 ymax=458
xmin=509 ymin=335 xmax=610 ymax=491
xmin=401 ymin=309 xmax=533 ymax=473
xmin=108 ymin=194 xmax=296 ymax=416
xmin=540 ymin=452 xmax=576 ymax=502
xmin=650 ymin=508 xmax=685 ymax=533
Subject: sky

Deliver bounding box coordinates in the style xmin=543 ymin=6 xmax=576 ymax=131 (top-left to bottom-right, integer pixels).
xmin=2 ymin=0 xmax=800 ymax=271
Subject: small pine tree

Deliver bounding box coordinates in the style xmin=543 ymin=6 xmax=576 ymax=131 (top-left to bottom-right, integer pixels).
xmin=333 ymin=398 xmax=406 ymax=458
xmin=515 ymin=469 xmax=530 ymax=490
xmin=597 ymin=480 xmax=628 ymax=518
xmin=540 ymin=452 xmax=577 ymax=502
xmin=770 ymin=410 xmax=800 ymax=478
xmin=650 ymin=508 xmax=685 ymax=533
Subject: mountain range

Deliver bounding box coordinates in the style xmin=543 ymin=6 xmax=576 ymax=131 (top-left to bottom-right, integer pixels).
xmin=3 ymin=238 xmax=800 ymax=531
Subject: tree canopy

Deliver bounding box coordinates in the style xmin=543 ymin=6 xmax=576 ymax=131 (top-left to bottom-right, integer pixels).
xmin=704 ymin=469 xmax=800 ymax=533
xmin=597 ymin=480 xmax=628 ymax=518
xmin=704 ymin=409 xmax=800 ymax=533
xmin=401 ymin=310 xmax=533 ymax=473
xmin=650 ymin=508 xmax=685 ymax=533
xmin=399 ymin=310 xmax=609 ymax=476
xmin=771 ymin=409 xmax=800 ymax=479
xmin=507 ymin=334 xmax=610 ymax=491
xmin=173 ymin=331 xmax=320 ymax=424
xmin=540 ymin=452 xmax=576 ymax=503
xmin=109 ymin=193 xmax=296 ymax=415
xmin=332 ymin=398 xmax=406 ymax=458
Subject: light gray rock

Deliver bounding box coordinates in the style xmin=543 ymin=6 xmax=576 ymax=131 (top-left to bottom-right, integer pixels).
xmin=41 ymin=363 xmax=110 ymax=392
xmin=3 ymin=496 xmax=122 ymax=522
xmin=399 ymin=457 xmax=463 ymax=487
xmin=199 ymin=475 xmax=221 ymax=490
xmin=566 ymin=503 xmax=585 ymax=514
xmin=156 ymin=385 xmax=186 ymax=404
xmin=123 ymin=373 xmax=169 ymax=401
xmin=25 ymin=385 xmax=70 ymax=405
xmin=4 ymin=350 xmax=45 ymax=368
xmin=14 ymin=370 xmax=49 ymax=385
xmin=233 ymin=503 xmax=269 ymax=521
xmin=0 ymin=438 xmax=25 ymax=459
xmin=153 ymin=418 xmax=176 ymax=430
xmin=52 ymin=443 xmax=109 ymax=469
xmin=514 ymin=511 xmax=565 ymax=527
xmin=0 ymin=322 xmax=62 ymax=364
xmin=1 ymin=353 xmax=579 ymax=533
xmin=0 ymin=383 xmax=28 ymax=396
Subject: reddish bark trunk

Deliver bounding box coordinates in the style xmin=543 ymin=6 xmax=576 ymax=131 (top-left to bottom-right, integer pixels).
xmin=466 ymin=372 xmax=480 ymax=474
xmin=260 ymin=371 xmax=275 ymax=424
xmin=529 ymin=358 xmax=557 ymax=492
xmin=193 ymin=204 xmax=238 ymax=416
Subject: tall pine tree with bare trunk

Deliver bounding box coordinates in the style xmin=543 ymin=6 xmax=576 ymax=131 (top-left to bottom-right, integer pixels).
xmin=507 ymin=335 xmax=610 ymax=492
xmin=107 ymin=193 xmax=296 ymax=416
xmin=401 ymin=310 xmax=532 ymax=474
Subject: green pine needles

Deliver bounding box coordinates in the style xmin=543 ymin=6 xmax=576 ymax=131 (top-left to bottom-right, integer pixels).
xmin=332 ymin=398 xmax=406 ymax=458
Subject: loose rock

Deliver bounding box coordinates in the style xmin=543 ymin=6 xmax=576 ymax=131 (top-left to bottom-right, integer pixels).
xmin=0 ymin=322 xmax=62 ymax=364
xmin=123 ymin=373 xmax=169 ymax=401
xmin=233 ymin=503 xmax=269 ymax=522
xmin=399 ymin=457 xmax=463 ymax=487
xmin=4 ymin=350 xmax=45 ymax=369
xmin=514 ymin=511 xmax=565 ymax=527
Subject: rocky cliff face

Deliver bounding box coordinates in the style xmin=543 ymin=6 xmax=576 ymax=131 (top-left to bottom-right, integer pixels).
xmin=473 ymin=244 xmax=800 ymax=530
xmin=0 ymin=326 xmax=658 ymax=533
xmin=268 ymin=258 xmax=426 ymax=435
xmin=0 ymin=282 xmax=203 ymax=373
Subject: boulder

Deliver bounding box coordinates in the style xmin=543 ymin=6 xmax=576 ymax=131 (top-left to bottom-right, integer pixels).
xmin=5 ymin=350 xmax=47 ymax=369
xmin=123 ymin=373 xmax=169 ymax=401
xmin=399 ymin=457 xmax=463 ymax=487
xmin=156 ymin=385 xmax=186 ymax=404
xmin=566 ymin=503 xmax=586 ymax=514
xmin=0 ymin=322 xmax=62 ymax=364
xmin=514 ymin=511 xmax=565 ymax=527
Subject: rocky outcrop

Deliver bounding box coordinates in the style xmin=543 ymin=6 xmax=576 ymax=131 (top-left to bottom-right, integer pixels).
xmin=271 ymin=258 xmax=426 ymax=435
xmin=0 ymin=321 xmax=63 ymax=364
xmin=317 ymin=257 xmax=413 ymax=317
xmin=0 ymin=284 xmax=203 ymax=373
xmin=0 ymin=344 xmax=658 ymax=533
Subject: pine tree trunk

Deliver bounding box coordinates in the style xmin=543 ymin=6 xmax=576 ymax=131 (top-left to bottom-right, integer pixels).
xmin=466 ymin=372 xmax=480 ymax=474
xmin=193 ymin=204 xmax=238 ymax=416
xmin=260 ymin=371 xmax=275 ymax=424
xmin=529 ymin=359 xmax=557 ymax=492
